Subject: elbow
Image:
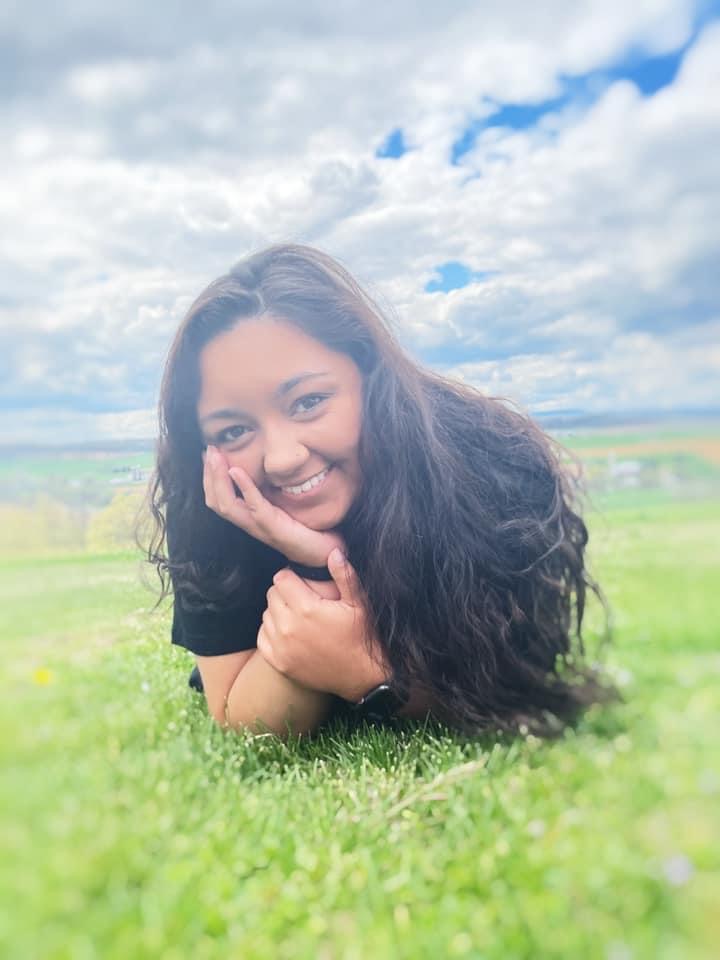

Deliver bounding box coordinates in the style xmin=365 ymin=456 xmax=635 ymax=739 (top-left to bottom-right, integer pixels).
xmin=205 ymin=690 xmax=232 ymax=729
xmin=207 ymin=697 xmax=293 ymax=740
xmin=208 ymin=699 xmax=229 ymax=728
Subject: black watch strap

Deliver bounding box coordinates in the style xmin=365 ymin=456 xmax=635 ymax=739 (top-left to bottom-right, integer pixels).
xmin=286 ymin=561 xmax=333 ymax=581
xmin=351 ymin=679 xmax=409 ymax=721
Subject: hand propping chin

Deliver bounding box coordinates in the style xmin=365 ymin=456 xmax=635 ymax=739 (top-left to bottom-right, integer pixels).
xmin=202 ymin=445 xmax=345 ymax=565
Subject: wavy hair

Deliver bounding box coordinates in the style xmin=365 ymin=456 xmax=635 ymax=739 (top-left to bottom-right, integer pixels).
xmin=146 ymin=243 xmax=618 ymax=737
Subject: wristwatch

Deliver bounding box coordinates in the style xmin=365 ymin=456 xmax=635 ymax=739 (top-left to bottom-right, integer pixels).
xmin=351 ymin=678 xmax=409 ymax=722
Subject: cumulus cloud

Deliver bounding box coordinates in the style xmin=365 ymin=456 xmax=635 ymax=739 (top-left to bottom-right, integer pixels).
xmin=0 ymin=0 xmax=718 ymax=442
xmin=446 ymin=320 xmax=720 ymax=413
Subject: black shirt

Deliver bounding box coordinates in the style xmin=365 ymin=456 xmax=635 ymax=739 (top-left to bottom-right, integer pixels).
xmin=170 ymin=534 xmax=287 ymax=657
xmin=171 ymin=588 xmax=271 ymax=656
xmin=171 ymin=560 xmax=358 ymax=722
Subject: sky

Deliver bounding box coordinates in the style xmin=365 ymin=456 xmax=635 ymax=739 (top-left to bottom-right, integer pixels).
xmin=1 ymin=0 xmax=719 ymax=445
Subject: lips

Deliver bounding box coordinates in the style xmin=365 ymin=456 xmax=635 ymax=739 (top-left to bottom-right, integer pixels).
xmin=276 ymin=465 xmax=334 ymax=498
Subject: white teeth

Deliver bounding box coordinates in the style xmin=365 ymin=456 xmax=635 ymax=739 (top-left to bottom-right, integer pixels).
xmin=282 ymin=467 xmax=330 ymax=495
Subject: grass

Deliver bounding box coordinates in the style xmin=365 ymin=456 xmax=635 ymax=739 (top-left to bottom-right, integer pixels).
xmin=558 ymin=425 xmax=720 ymax=449
xmin=1 ymin=500 xmax=718 ymax=959
xmin=0 ymin=450 xmax=154 ymax=481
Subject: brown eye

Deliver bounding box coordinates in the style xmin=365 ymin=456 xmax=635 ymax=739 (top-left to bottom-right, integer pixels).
xmin=216 ymin=424 xmax=250 ymax=443
xmin=292 ymin=393 xmax=328 ymax=414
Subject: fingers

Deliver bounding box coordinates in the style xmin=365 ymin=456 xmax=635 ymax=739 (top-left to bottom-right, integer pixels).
xmin=271 ymin=570 xmax=318 ymax=616
xmin=204 ymin=446 xmax=254 ymax=528
xmin=265 ymin=582 xmax=289 ymax=616
xmin=202 ymin=447 xmax=217 ymax=509
xmin=203 ymin=447 xmax=218 ymax=513
xmin=258 ymin=611 xmax=288 ymax=674
xmin=327 ymin=549 xmax=362 ymax=606
xmin=228 ymin=464 xmax=266 ymax=514
xmin=202 ymin=446 xmax=226 ymax=513
xmin=257 ymin=622 xmax=275 ymax=666
xmin=208 ymin=446 xmax=244 ymax=515
xmin=205 ymin=446 xmax=275 ymax=524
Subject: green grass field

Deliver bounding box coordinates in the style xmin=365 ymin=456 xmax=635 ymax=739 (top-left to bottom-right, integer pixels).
xmin=1 ymin=497 xmax=718 ymax=959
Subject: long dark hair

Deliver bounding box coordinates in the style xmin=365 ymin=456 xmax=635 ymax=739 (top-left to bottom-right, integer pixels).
xmin=147 ymin=242 xmax=618 ymax=737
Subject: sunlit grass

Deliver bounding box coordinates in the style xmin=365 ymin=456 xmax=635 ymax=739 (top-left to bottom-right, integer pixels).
xmin=1 ymin=500 xmax=718 ymax=959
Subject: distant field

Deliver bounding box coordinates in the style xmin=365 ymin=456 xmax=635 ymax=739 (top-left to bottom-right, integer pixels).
xmin=554 ymin=423 xmax=720 ymax=512
xmin=0 ymin=451 xmax=154 ymax=480
xmin=1 ymin=498 xmax=717 ymax=958
xmin=0 ymin=420 xmax=718 ymax=506
xmin=557 ymin=424 xmax=720 ymax=450
xmin=0 ymin=450 xmax=154 ymax=511
xmin=0 ymin=420 xmax=718 ymax=557
xmin=564 ymin=435 xmax=720 ymax=464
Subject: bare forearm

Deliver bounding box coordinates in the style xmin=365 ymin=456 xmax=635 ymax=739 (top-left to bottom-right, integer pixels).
xmin=210 ymin=575 xmax=338 ymax=737
xmin=223 ymin=650 xmax=333 ymax=738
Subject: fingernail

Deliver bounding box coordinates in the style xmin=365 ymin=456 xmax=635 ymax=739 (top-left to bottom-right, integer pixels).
xmin=330 ymin=548 xmax=345 ymax=565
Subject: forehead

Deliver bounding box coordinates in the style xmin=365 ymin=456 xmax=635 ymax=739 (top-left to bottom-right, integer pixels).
xmin=197 ymin=317 xmax=350 ymax=409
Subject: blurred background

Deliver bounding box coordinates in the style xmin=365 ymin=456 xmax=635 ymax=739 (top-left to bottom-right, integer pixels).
xmin=1 ymin=6 xmax=719 ymax=959
xmin=1 ymin=1 xmax=719 ymax=550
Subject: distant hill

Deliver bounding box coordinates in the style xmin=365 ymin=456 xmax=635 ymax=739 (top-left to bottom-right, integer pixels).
xmin=535 ymin=407 xmax=720 ymax=431
xmin=0 ymin=408 xmax=718 ymax=456
xmin=0 ymin=437 xmax=157 ymax=457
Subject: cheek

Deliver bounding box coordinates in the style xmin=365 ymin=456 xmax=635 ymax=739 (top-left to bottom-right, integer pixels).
xmin=224 ymin=449 xmax=263 ymax=484
xmin=328 ymin=400 xmax=363 ymax=456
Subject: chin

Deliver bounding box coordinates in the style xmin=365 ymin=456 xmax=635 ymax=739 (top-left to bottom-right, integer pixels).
xmin=290 ymin=503 xmax=348 ymax=532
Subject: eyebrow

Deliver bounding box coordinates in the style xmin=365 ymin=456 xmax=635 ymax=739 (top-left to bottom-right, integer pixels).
xmin=199 ymin=371 xmax=331 ymax=425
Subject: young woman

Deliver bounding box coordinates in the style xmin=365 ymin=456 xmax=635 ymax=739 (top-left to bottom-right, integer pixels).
xmin=147 ymin=243 xmax=616 ymax=739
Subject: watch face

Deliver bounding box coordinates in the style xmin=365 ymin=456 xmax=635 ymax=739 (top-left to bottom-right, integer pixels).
xmin=357 ymin=684 xmax=404 ymax=721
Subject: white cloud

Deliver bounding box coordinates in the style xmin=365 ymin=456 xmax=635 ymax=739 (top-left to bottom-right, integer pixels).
xmin=66 ymin=60 xmax=157 ymax=104
xmin=447 ymin=321 xmax=720 ymax=414
xmin=1 ymin=1 xmax=718 ymax=443
xmin=0 ymin=407 xmax=158 ymax=446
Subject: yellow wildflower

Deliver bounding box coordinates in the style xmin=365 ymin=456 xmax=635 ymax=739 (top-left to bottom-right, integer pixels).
xmin=32 ymin=667 xmax=54 ymax=685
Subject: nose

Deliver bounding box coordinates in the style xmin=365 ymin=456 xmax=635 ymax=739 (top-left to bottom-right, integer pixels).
xmin=262 ymin=425 xmax=308 ymax=484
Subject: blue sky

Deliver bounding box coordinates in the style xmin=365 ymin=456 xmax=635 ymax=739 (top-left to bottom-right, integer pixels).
xmin=1 ymin=0 xmax=719 ymax=443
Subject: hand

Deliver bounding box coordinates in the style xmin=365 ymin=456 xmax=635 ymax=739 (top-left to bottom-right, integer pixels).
xmin=203 ymin=444 xmax=345 ymax=566
xmin=257 ymin=548 xmax=389 ymax=702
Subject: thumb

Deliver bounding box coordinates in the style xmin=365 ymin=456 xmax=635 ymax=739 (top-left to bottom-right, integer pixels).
xmin=328 ymin=548 xmax=360 ymax=605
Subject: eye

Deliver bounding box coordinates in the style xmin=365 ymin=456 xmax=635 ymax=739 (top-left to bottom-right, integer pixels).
xmin=292 ymin=393 xmax=328 ymax=415
xmin=213 ymin=424 xmax=251 ymax=444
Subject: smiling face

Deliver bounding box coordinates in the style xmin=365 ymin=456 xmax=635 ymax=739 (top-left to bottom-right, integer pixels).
xmin=196 ymin=316 xmax=364 ymax=531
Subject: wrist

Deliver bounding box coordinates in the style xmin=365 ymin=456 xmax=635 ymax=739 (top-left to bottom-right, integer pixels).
xmin=349 ymin=672 xmax=411 ymax=721
xmin=341 ymin=651 xmax=390 ymax=704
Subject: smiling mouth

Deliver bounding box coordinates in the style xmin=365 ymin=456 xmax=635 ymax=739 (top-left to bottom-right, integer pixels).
xmin=277 ymin=465 xmax=333 ymax=497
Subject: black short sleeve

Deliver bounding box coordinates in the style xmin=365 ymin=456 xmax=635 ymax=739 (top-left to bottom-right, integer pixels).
xmin=171 ymin=590 xmax=268 ymax=657
xmin=165 ymin=504 xmax=287 ymax=657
